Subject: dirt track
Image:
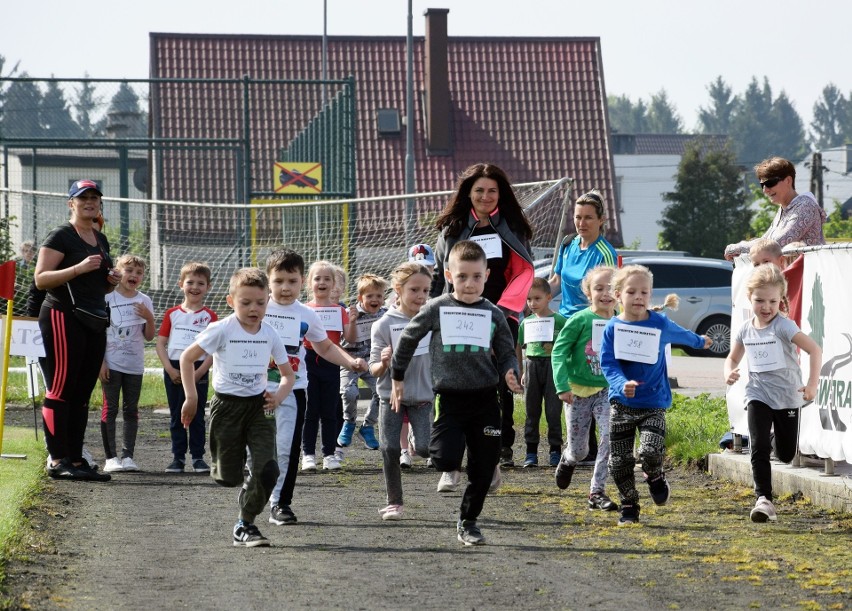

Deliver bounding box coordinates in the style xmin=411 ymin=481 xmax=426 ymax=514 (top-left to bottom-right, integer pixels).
xmin=4 ymin=406 xmax=851 ymax=611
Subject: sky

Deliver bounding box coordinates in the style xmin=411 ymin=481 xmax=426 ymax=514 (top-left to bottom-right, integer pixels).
xmin=3 ymin=0 xmax=852 ymax=131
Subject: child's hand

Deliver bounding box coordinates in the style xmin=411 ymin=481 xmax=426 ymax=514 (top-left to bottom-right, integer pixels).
xmin=726 ymin=367 xmax=740 ymax=386
xmin=351 ymin=357 xmax=367 ymax=372
xmin=505 ymin=369 xmax=522 ymax=394
xmin=800 ymin=383 xmax=818 ymax=402
xmin=380 ymin=346 xmax=392 ymax=367
xmin=558 ymin=391 xmax=573 ymax=404
xmin=390 ymin=380 xmax=404 ymax=412
xmin=623 ymin=380 xmax=640 ymax=398
xmin=181 ymin=398 xmax=197 ymax=428
xmin=263 ymin=390 xmax=279 ymax=410
xmin=701 ymin=335 xmax=713 ymax=349
xmin=166 ymin=366 xmax=181 ymax=385
xmin=135 ymin=302 xmax=154 ymax=323
xmin=348 ymin=305 xmax=359 ymax=321
xmin=99 ymin=362 xmax=110 ymax=383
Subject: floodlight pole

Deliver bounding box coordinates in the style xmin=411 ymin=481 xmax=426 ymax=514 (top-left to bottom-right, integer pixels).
xmin=322 ymin=0 xmax=328 ymax=106
xmin=404 ymin=0 xmax=416 ymax=247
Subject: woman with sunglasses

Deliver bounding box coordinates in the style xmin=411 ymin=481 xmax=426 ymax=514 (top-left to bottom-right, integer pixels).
xmin=724 ymin=157 xmax=826 ymax=261
xmin=34 ymin=180 xmax=121 ymax=482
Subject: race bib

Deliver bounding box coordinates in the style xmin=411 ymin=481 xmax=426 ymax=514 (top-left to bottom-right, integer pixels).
xmin=168 ymin=324 xmax=202 ymax=353
xmin=355 ymin=317 xmax=374 ymax=342
xmin=613 ymin=323 xmax=661 ymax=364
xmin=524 ymin=316 xmax=554 ymax=343
xmin=470 ymin=234 xmax=502 ymax=259
xmin=439 ymin=307 xmax=492 ymax=348
xmin=591 ymin=319 xmax=608 ymax=354
xmin=390 ymin=323 xmax=431 ymax=357
xmin=265 ymin=312 xmax=301 ymax=346
xmin=220 ymin=338 xmax=270 ymax=374
xmin=314 ymin=307 xmax=343 ymax=332
xmin=743 ymin=337 xmax=785 ymax=373
xmin=111 ymin=300 xmax=146 ymax=328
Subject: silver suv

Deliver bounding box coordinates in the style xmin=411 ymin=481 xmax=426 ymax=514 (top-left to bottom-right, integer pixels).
xmin=538 ymin=256 xmax=732 ymax=357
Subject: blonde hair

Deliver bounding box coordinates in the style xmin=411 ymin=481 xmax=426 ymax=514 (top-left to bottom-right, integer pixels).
xmin=612 ymin=264 xmax=653 ymax=294
xmin=115 ymin=254 xmax=147 ymax=271
xmin=748 ymin=238 xmax=783 ymax=265
xmin=306 ymin=260 xmax=337 ymax=300
xmin=390 ymin=262 xmax=432 ymax=292
xmin=651 ymin=294 xmax=679 ymax=312
xmin=580 ymin=265 xmax=614 ymax=299
xmin=229 ymin=267 xmax=268 ymax=295
xmin=179 ymin=261 xmax=211 ymax=284
xmin=357 ymin=273 xmax=389 ymax=297
xmin=746 ymin=263 xmax=787 ymax=299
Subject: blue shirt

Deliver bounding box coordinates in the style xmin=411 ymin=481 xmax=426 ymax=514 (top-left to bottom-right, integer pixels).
xmin=553 ymin=235 xmax=617 ymax=317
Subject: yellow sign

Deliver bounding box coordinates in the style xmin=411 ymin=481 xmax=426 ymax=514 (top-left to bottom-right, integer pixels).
xmin=273 ymin=162 xmax=323 ymax=194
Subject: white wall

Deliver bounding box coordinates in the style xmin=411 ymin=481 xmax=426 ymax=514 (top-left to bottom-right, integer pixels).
xmin=614 ymin=153 xmax=680 ymax=250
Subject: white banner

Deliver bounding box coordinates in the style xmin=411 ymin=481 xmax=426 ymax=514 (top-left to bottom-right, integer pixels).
xmin=799 ymin=249 xmax=852 ymax=462
xmin=725 ymin=256 xmax=753 ymax=436
xmin=0 ymin=316 xmax=46 ymax=359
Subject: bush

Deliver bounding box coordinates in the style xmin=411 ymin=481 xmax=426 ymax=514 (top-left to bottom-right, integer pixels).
xmin=665 ymin=393 xmax=729 ymax=466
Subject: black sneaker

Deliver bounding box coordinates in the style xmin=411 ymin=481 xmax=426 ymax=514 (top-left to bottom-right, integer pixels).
xmin=269 ymin=504 xmax=298 ymax=525
xmin=588 ymin=491 xmax=618 ymax=511
xmin=554 ymin=461 xmax=575 ymax=490
xmin=646 ymin=473 xmax=670 ymax=506
xmin=233 ymin=522 xmax=270 ymax=547
xmin=192 ymin=458 xmax=211 ymax=473
xmin=75 ymin=460 xmax=111 ymax=482
xmin=49 ymin=459 xmax=111 ymax=482
xmin=499 ymin=447 xmax=514 ymax=468
xmin=165 ymin=459 xmax=185 ymax=473
xmin=457 ymin=519 xmax=486 ymax=546
xmin=618 ymin=502 xmax=640 ymax=526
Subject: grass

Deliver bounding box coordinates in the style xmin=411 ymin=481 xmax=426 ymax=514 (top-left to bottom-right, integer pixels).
xmin=0 ymin=427 xmax=47 ymax=604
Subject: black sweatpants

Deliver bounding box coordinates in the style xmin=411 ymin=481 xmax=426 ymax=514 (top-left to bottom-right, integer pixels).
xmin=747 ymin=400 xmax=799 ymax=501
xmin=429 ymin=387 xmax=502 ymax=522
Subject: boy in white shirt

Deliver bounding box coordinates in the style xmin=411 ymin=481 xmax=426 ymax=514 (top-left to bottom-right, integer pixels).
xmin=180 ymin=268 xmax=296 ymax=547
xmin=263 ymin=248 xmax=366 ymax=526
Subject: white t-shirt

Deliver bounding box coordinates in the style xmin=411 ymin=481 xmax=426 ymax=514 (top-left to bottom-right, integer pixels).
xmin=263 ymin=299 xmax=328 ymax=391
xmin=104 ymin=290 xmax=154 ymax=375
xmin=196 ymin=314 xmax=288 ymax=396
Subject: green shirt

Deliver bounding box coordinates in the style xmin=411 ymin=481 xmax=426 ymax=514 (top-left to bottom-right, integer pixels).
xmin=518 ymin=312 xmax=567 ymax=357
xmin=551 ymin=307 xmax=612 ymax=394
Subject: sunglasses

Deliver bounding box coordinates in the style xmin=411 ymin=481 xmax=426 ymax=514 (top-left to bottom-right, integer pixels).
xmin=759 ymin=177 xmax=782 ymax=189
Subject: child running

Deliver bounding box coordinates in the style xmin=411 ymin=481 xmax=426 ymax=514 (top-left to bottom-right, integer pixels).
xmin=302 ymin=261 xmax=356 ymax=470
xmin=391 ymin=240 xmax=521 ymax=545
xmin=516 ymin=277 xmax=566 ymax=468
xmin=370 ymin=262 xmax=434 ymax=520
xmin=100 ymin=254 xmax=155 ymax=472
xmin=724 ymin=264 xmax=821 ymax=522
xmin=600 ymin=264 xmax=711 ymax=525
xmin=338 ymin=274 xmax=388 ymax=450
xmin=156 ymin=262 xmax=217 ymax=473
xmin=263 ymin=248 xmax=366 ymax=526
xmin=180 ymin=268 xmax=295 ymax=547
xmin=551 ymin=266 xmax=617 ymax=510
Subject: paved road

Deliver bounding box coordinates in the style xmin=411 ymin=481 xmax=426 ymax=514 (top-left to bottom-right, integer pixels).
xmin=668 ymin=355 xmax=725 ymax=397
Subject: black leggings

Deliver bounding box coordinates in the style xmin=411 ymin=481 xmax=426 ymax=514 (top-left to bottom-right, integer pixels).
xmin=39 ymin=305 xmax=106 ymax=462
xmin=747 ymin=400 xmax=799 ymax=500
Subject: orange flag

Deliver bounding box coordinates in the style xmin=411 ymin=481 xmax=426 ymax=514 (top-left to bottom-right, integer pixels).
xmin=0 ymin=261 xmax=15 ymax=300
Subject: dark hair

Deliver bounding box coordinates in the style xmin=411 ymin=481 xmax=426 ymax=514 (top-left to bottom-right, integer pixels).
xmin=435 ymin=163 xmax=533 ymax=239
xmin=448 ymin=240 xmax=487 ymax=266
xmin=529 ymin=277 xmax=550 ymax=295
xmin=755 ymin=157 xmax=796 ymax=190
xmin=266 ymin=247 xmax=305 ymax=276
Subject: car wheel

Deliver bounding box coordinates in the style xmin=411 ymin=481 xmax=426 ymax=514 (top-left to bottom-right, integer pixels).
xmin=687 ymin=315 xmax=730 ymax=357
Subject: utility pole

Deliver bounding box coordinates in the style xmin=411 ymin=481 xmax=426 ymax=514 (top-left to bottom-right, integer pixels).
xmin=809 ymin=151 xmax=824 ymax=208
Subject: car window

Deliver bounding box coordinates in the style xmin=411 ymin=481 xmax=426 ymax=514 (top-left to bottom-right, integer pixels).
xmin=645 ymin=264 xmax=698 ymax=289
xmin=701 ymin=267 xmax=733 ymax=287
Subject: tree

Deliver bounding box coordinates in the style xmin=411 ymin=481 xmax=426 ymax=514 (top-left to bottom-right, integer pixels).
xmin=104 ymin=82 xmax=147 ymax=137
xmin=698 ymin=76 xmax=735 ymax=134
xmin=646 ymin=90 xmax=683 ymax=134
xmin=810 ymin=84 xmax=848 ymax=149
xmin=658 ymin=139 xmax=751 ymax=257
xmin=0 ymin=55 xmax=21 ymax=128
xmin=607 ymin=94 xmax=648 ymax=133
xmin=772 ymin=92 xmax=807 ymax=162
xmin=74 ymin=74 xmax=102 ymax=136
xmin=41 ymin=79 xmax=83 ymax=138
xmin=1 ymin=73 xmax=43 ymax=138
xmin=822 ymin=201 xmax=852 ymax=239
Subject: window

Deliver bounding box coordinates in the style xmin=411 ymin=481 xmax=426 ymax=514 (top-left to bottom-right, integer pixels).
xmin=376 ymin=108 xmax=401 ymax=135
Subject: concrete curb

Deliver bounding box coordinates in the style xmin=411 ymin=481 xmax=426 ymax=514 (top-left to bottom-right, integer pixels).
xmin=708 ymin=452 xmax=852 ymax=513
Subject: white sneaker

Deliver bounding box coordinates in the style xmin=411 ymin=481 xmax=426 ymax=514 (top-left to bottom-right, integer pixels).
xmin=378 ymin=504 xmax=403 ymax=521
xmin=301 ymin=454 xmax=317 ymax=471
xmin=489 ymin=465 xmax=502 ymax=493
xmin=121 ymin=457 xmax=139 ymax=472
xmin=750 ymin=496 xmax=777 ymax=523
xmin=323 ymin=454 xmax=342 ymax=470
xmin=437 ymin=470 xmax=461 ymax=492
xmin=399 ymin=449 xmax=412 ymax=469
xmin=334 ymin=447 xmax=345 ymax=463
xmin=103 ymin=457 xmax=124 ymax=472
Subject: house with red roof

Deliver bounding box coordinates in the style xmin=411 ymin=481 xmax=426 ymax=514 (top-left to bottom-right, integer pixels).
xmin=149 ymin=8 xmax=622 ymax=245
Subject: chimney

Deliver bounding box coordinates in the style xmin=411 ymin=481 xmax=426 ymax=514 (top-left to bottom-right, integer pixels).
xmin=424 ymin=8 xmax=451 ymax=155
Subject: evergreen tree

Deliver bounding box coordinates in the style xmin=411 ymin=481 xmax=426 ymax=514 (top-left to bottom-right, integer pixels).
xmin=698 ymin=76 xmax=735 ymax=134
xmin=658 ymin=139 xmax=751 ymax=257
xmin=74 ymin=74 xmax=102 ymax=136
xmin=729 ymin=77 xmax=774 ymax=165
xmin=607 ymin=94 xmax=648 ymax=133
xmin=0 ymin=55 xmax=21 ymax=128
xmin=41 ymin=80 xmax=83 ymax=138
xmin=105 ymin=82 xmax=147 ymax=137
xmin=646 ymin=89 xmax=683 ymax=134
xmin=810 ymin=84 xmax=848 ymax=149
xmin=1 ymin=73 xmax=43 ymax=138
xmin=772 ymin=92 xmax=807 ymax=162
